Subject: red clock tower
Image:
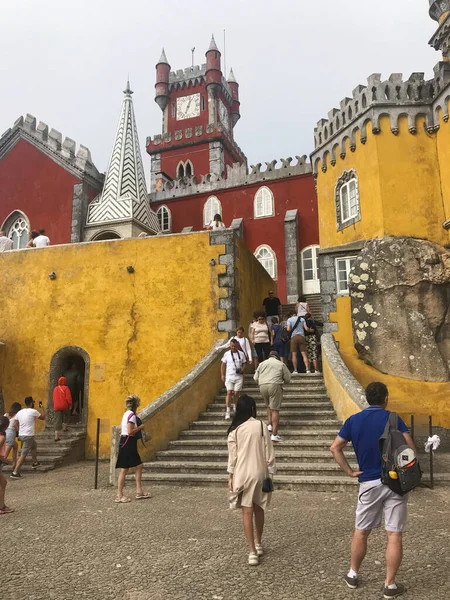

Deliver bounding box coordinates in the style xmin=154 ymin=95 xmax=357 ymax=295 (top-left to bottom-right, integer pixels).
xmin=147 ymin=36 xmax=246 ymax=192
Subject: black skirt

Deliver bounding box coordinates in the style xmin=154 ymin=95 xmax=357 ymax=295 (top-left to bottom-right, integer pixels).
xmin=115 ymin=435 xmax=142 ymax=469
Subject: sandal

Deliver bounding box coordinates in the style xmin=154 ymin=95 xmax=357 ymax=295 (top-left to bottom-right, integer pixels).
xmin=248 ymin=552 xmax=259 ymax=566
xmin=114 ymin=496 xmax=131 ymax=503
xmin=0 ymin=506 xmax=15 ymax=514
xmin=136 ymin=493 xmax=152 ymax=500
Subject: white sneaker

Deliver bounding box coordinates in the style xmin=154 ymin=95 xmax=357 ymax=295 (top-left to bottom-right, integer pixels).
xmin=306 ymin=370 xmax=311 ymax=374
xmin=225 ymin=412 xmax=230 ymax=420
xmin=232 ymin=404 xmax=236 ymax=412
xmin=292 ymin=371 xmax=299 ymax=375
xmin=255 ymin=543 xmax=264 ymax=557
xmin=267 ymin=424 xmax=273 ymax=432
xmin=248 ymin=552 xmax=259 ymax=566
xmin=271 ymin=434 xmax=282 ymax=442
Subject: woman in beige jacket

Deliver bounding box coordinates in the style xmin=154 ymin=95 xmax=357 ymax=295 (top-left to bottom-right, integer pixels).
xmin=227 ymin=395 xmax=276 ymax=565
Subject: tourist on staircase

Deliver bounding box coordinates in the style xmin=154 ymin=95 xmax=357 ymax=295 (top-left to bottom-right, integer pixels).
xmin=0 ymin=230 xmax=13 ymax=252
xmin=262 ymin=290 xmax=281 ymax=325
xmin=219 ymin=327 xmax=252 ymax=367
xmin=254 ymin=351 xmax=291 ymax=443
xmin=286 ymin=313 xmax=311 ymax=375
xmin=53 ymin=377 xmax=72 ymax=442
xmin=3 ymin=402 xmax=22 ymax=471
xmin=304 ymin=313 xmax=323 ymax=374
xmin=270 ymin=317 xmax=286 ymax=363
xmin=10 ymin=397 xmax=45 ymax=479
xmin=115 ymin=394 xmax=151 ymax=503
xmin=227 ymin=395 xmax=276 ymax=566
xmin=295 ymin=295 xmax=310 ymax=317
xmin=250 ymin=312 xmax=271 ymax=364
xmin=208 ymin=213 xmax=226 ymax=230
xmin=0 ymin=416 xmax=14 ymax=514
xmin=221 ymin=339 xmax=247 ymax=420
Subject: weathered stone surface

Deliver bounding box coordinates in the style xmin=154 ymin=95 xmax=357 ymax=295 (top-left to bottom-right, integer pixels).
xmin=350 ymin=236 xmax=450 ymax=382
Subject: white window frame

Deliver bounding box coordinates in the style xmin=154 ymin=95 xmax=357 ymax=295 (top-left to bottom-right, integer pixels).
xmin=254 ymin=186 xmax=274 ymax=219
xmin=254 ymin=244 xmax=277 ymax=280
xmin=203 ymin=196 xmax=222 ymax=227
xmin=157 ymin=205 xmax=171 ymax=233
xmin=2 ymin=209 xmax=30 ymax=250
xmin=335 ymin=255 xmax=357 ymax=295
xmin=340 ymin=178 xmax=359 ymax=224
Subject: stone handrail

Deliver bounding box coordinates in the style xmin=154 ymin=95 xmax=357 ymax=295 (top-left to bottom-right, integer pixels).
xmin=109 ymin=340 xmax=225 ymax=484
xmin=321 ymin=333 xmax=368 ymax=422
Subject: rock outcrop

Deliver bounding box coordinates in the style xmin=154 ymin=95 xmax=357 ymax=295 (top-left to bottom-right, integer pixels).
xmin=350 ymin=236 xmax=450 ymax=382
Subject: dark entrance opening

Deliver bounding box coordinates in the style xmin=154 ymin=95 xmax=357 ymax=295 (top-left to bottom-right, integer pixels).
xmin=48 ymin=346 xmax=90 ymax=428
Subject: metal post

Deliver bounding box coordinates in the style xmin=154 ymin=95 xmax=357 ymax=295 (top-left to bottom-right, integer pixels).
xmin=410 ymin=415 xmax=415 ymax=441
xmin=429 ymin=415 xmax=434 ymax=490
xmin=94 ymin=418 xmax=100 ymax=490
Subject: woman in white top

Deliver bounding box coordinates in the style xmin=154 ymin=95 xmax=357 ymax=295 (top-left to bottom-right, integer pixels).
xmin=115 ymin=394 xmax=151 ymax=503
xmin=219 ymin=326 xmax=252 ymax=365
xmin=227 ymin=395 xmax=275 ymax=566
xmin=3 ymin=402 xmax=21 ymax=471
xmin=250 ymin=313 xmax=271 ymax=363
xmin=208 ymin=213 xmax=226 ymax=230
xmin=296 ymin=295 xmax=311 ymax=317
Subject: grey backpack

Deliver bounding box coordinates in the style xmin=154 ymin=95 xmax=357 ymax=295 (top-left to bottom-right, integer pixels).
xmin=379 ymin=412 xmax=421 ymax=496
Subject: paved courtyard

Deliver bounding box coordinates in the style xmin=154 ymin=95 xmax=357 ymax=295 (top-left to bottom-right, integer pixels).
xmin=2 ymin=462 xmax=449 ymax=600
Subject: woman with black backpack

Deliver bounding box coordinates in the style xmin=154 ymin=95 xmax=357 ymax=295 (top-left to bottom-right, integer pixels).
xmin=115 ymin=394 xmax=151 ymax=503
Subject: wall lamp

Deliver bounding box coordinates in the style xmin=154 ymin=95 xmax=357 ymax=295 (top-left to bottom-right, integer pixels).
xmin=127 ymin=265 xmax=135 ymax=274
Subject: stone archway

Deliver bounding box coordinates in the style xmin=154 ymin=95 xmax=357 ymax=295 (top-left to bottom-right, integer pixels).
xmin=47 ymin=346 xmax=90 ymax=429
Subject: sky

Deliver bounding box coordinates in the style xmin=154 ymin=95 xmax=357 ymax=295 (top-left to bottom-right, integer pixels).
xmin=0 ymin=0 xmax=440 ymax=178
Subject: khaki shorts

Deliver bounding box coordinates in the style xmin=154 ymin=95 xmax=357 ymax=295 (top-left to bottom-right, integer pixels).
xmin=355 ymin=480 xmax=408 ymax=532
xmin=225 ymin=377 xmax=243 ymax=392
xmin=19 ymin=436 xmax=37 ymax=458
xmin=260 ymin=383 xmax=283 ymax=411
xmin=290 ymin=334 xmax=306 ymax=353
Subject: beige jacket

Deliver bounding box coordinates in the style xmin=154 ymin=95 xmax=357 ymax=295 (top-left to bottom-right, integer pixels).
xmin=253 ymin=357 xmax=291 ymax=386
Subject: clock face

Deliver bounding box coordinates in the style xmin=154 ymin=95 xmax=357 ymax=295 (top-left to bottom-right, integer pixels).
xmin=176 ymin=93 xmax=201 ymax=120
xmin=218 ymin=99 xmax=229 ymax=130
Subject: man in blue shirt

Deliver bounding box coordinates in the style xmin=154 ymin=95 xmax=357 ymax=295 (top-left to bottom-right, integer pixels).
xmin=330 ymin=382 xmax=415 ymax=599
xmin=286 ymin=313 xmax=311 ymax=375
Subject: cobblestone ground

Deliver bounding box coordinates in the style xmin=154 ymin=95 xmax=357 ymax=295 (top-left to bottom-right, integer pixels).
xmin=2 ymin=462 xmax=449 ymax=600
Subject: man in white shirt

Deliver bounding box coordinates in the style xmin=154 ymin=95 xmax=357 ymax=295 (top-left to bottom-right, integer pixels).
xmin=11 ymin=396 xmax=46 ymax=479
xmin=33 ymin=229 xmax=50 ymax=248
xmin=0 ymin=230 xmax=13 ymax=252
xmin=221 ymin=339 xmax=247 ymax=420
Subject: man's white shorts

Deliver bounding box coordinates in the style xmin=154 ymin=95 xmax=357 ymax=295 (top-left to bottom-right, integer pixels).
xmin=355 ymin=479 xmax=408 ymax=532
xmin=225 ymin=376 xmax=243 ymax=392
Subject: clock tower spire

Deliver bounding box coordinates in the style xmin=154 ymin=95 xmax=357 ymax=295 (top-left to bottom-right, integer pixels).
xmin=147 ymin=38 xmax=247 ymax=187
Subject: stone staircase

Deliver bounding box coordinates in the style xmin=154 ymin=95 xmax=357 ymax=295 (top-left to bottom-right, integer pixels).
xmin=139 ymin=375 xmax=358 ymax=491
xmin=281 ymin=294 xmax=323 ymax=322
xmin=3 ymin=424 xmax=86 ymax=473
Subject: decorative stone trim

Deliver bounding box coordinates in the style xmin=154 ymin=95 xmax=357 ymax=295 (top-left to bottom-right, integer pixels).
xmin=321 ymin=333 xmax=368 ymax=414
xmin=284 ymin=210 xmax=299 ymax=303
xmin=209 ymin=230 xmax=237 ymax=334
xmin=230 ymin=218 xmax=244 ymax=239
xmin=334 ymin=169 xmax=361 ymax=231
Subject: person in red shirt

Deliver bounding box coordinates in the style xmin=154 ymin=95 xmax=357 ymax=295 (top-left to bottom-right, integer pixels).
xmin=53 ymin=377 xmax=72 ymax=442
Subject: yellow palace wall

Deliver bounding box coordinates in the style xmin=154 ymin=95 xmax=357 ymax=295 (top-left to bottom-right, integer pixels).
xmin=0 ymin=233 xmax=230 ymax=457
xmin=316 ymin=115 xmax=449 ymax=250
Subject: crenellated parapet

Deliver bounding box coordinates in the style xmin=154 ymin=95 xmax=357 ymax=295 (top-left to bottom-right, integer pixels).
xmin=0 ymin=113 xmax=103 ymax=186
xmin=311 ymin=64 xmax=450 ymax=173
xmin=150 ymin=155 xmax=311 ymax=202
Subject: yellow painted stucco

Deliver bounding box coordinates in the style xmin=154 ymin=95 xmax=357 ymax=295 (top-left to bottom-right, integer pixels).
xmin=316 ymin=116 xmax=449 ymax=250
xmin=322 ymin=348 xmax=362 ymax=423
xmin=329 ymin=297 xmax=450 ymax=427
xmin=0 ymin=233 xmax=229 ymax=456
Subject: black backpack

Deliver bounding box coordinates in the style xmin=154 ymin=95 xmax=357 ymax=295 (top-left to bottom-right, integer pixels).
xmin=379 ymin=412 xmax=421 ymax=496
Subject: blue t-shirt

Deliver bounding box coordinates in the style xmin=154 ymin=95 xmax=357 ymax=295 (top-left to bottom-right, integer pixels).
xmin=271 ymin=324 xmax=283 ymax=344
xmin=287 ymin=316 xmax=306 ymax=337
xmin=338 ymin=407 xmax=409 ymax=483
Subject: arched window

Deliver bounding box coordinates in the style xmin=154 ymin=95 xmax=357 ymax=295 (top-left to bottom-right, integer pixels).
xmin=2 ymin=210 xmax=30 ymax=249
xmin=335 ymin=169 xmax=361 ymax=231
xmin=185 ymin=160 xmax=194 ymax=178
xmin=254 ymin=186 xmax=274 ymax=218
xmin=176 ymin=161 xmax=185 ymax=179
xmin=254 ymin=245 xmax=277 ymax=280
xmin=157 ymin=205 xmax=171 ymax=233
xmin=203 ymin=196 xmax=222 ymax=227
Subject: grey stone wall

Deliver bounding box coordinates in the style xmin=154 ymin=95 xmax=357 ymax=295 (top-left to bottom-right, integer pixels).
xmin=209 ymin=230 xmax=237 ymax=335
xmin=284 ymin=209 xmax=299 ymax=303
xmin=71 ymin=182 xmax=90 ymax=243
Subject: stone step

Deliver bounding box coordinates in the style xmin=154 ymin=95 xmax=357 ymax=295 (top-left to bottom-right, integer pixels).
xmin=213 ymin=395 xmax=330 ymax=403
xmin=3 ymin=463 xmax=56 ymax=473
xmin=190 ymin=419 xmax=340 ymax=429
xmin=209 ymin=404 xmax=334 ymax=413
xmin=155 ymin=449 xmax=354 ymax=463
xmin=199 ymin=410 xmax=335 ymax=421
xmin=167 ymin=439 xmax=338 ymax=451
xmin=180 ymin=428 xmax=339 ymax=438
xmin=133 ymin=472 xmax=358 ymax=491
xmin=143 ymin=461 xmax=357 ymax=477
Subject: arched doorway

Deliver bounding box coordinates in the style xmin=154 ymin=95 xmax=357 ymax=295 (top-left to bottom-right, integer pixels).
xmin=91 ymin=231 xmax=122 ymax=241
xmin=47 ymin=346 xmax=90 ymax=429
